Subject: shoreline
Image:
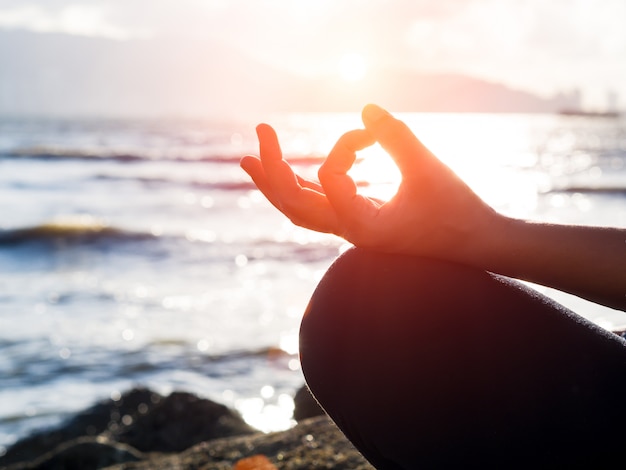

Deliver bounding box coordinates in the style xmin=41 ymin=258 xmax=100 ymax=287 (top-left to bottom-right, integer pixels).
xmin=0 ymin=387 xmax=373 ymax=470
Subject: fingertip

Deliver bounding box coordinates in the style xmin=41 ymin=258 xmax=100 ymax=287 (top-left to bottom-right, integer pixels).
xmin=256 ymin=123 xmax=275 ymax=138
xmin=256 ymin=123 xmax=283 ymax=161
xmin=240 ymin=155 xmax=267 ymax=181
xmin=338 ymin=128 xmax=376 ymax=152
xmin=361 ymin=104 xmax=392 ymax=127
xmin=362 ymin=128 xmax=376 ymax=146
xmin=239 ymin=155 xmax=254 ymax=171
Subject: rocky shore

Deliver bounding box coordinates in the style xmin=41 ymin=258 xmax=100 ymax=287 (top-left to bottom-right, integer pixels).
xmin=0 ymin=387 xmax=374 ymax=470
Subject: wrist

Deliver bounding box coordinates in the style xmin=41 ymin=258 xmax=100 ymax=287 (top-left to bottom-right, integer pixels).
xmin=460 ymin=209 xmax=516 ymax=271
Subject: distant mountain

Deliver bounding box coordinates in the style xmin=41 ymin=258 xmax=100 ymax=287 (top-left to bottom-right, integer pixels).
xmin=291 ymin=69 xmax=562 ymax=113
xmin=0 ymin=29 xmax=564 ymax=118
xmin=0 ymin=29 xmax=296 ymax=118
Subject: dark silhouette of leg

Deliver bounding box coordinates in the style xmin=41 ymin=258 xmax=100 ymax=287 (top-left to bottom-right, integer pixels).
xmin=299 ymin=248 xmax=626 ymax=469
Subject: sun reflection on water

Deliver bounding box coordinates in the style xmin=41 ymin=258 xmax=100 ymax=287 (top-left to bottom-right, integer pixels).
xmin=236 ymin=392 xmax=296 ymax=433
xmin=273 ymin=112 xmax=552 ymax=221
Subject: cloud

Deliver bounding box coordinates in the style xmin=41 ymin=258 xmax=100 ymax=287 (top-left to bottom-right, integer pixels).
xmin=0 ymin=2 xmax=147 ymax=39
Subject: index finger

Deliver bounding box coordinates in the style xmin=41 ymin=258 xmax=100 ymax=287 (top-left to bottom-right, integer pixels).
xmin=318 ymin=129 xmax=375 ymax=217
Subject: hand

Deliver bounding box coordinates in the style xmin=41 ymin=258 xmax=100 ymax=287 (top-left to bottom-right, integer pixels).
xmin=240 ymin=124 xmax=376 ymax=235
xmin=240 ymin=104 xmax=498 ymax=263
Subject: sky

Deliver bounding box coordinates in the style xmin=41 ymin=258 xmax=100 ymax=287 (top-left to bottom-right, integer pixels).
xmin=0 ymin=0 xmax=625 ymax=114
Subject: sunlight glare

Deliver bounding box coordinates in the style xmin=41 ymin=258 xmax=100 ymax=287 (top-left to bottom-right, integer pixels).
xmin=338 ymin=53 xmax=367 ymax=82
xmin=279 ymin=332 xmax=299 ymax=355
xmin=397 ymin=113 xmax=542 ymax=216
xmin=237 ymin=393 xmax=295 ymax=432
xmin=349 ymin=144 xmax=402 ymax=200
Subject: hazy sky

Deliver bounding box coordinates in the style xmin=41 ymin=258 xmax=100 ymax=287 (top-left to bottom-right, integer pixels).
xmin=1 ymin=0 xmax=625 ymax=109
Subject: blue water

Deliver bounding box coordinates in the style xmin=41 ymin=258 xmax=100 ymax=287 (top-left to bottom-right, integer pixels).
xmin=1 ymin=112 xmax=625 ymax=453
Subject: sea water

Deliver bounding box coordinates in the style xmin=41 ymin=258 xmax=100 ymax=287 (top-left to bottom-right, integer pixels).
xmin=0 ymin=112 xmax=625 ymax=452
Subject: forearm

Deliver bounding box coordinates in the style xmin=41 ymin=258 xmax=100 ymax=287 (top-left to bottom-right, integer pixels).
xmin=468 ymin=216 xmax=626 ymax=312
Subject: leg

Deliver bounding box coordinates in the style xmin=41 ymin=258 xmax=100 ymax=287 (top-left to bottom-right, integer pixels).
xmin=299 ymin=248 xmax=626 ymax=469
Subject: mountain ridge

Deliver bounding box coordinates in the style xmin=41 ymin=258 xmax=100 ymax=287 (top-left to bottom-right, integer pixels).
xmin=0 ymin=29 xmax=570 ymax=118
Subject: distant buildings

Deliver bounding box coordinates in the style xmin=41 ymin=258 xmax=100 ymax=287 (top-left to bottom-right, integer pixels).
xmin=555 ymin=89 xmax=621 ymax=117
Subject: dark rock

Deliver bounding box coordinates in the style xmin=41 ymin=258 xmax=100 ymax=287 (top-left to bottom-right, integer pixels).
xmin=293 ymin=386 xmax=325 ymax=422
xmin=1 ymin=389 xmax=255 ymax=468
xmin=0 ymin=388 xmax=161 ymax=467
xmin=5 ymin=436 xmax=143 ymax=470
xmin=107 ymin=391 xmax=256 ymax=453
xmin=107 ymin=415 xmax=374 ymax=470
xmin=2 ymin=388 xmax=369 ymax=470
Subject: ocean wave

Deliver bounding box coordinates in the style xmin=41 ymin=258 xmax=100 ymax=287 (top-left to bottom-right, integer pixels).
xmin=1 ymin=148 xmax=327 ymax=165
xmin=91 ymin=174 xmax=258 ymax=191
xmin=0 ymin=221 xmax=342 ymax=263
xmin=4 ymin=149 xmax=147 ymax=163
xmin=0 ymin=219 xmax=155 ymax=247
xmin=2 ymin=148 xmax=241 ymax=164
xmin=90 ymin=173 xmax=369 ymax=192
xmin=114 ymin=343 xmax=297 ymax=380
xmin=545 ymin=185 xmax=626 ymax=196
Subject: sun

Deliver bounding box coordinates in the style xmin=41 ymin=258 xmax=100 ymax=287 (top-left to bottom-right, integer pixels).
xmin=338 ymin=53 xmax=367 ymax=82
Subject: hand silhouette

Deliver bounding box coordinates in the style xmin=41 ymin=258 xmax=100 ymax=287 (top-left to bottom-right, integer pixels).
xmin=240 ymin=104 xmax=496 ymax=263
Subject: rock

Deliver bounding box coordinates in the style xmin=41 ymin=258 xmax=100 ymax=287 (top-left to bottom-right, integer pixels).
xmin=292 ymin=386 xmax=325 ymax=422
xmin=1 ymin=389 xmax=255 ymax=468
xmin=107 ymin=415 xmax=374 ymax=470
xmin=107 ymin=391 xmax=256 ymax=453
xmin=2 ymin=388 xmax=372 ymax=470
xmin=0 ymin=388 xmax=161 ymax=467
xmin=5 ymin=436 xmax=143 ymax=470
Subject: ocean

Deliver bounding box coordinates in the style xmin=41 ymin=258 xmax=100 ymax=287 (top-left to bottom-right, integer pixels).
xmin=1 ymin=111 xmax=625 ymax=453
